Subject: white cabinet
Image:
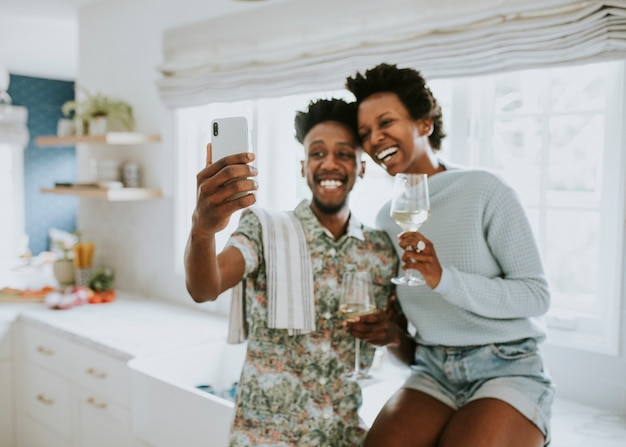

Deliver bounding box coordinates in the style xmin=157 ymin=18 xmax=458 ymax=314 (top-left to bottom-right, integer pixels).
xmin=0 ymin=362 xmax=15 ymax=446
xmin=0 ymin=323 xmax=15 ymax=447
xmin=74 ymin=385 xmax=132 ymax=447
xmin=22 ymin=363 xmax=73 ymax=443
xmin=71 ymin=343 xmax=133 ymax=447
xmin=20 ymin=417 xmax=70 ymax=447
xmin=19 ymin=323 xmax=75 ymax=447
xmin=17 ymin=322 xmax=134 ymax=447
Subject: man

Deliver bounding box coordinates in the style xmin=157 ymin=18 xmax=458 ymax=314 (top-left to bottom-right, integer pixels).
xmin=184 ymin=98 xmax=397 ymax=446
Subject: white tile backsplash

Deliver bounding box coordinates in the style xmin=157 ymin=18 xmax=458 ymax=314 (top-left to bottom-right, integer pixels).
xmin=77 ymin=196 xmax=229 ymax=315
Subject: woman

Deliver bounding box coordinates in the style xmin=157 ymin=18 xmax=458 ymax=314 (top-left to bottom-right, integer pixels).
xmin=344 ymin=63 xmax=555 ymax=447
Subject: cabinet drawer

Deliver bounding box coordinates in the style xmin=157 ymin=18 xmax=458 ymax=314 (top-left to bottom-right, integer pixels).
xmin=21 ymin=415 xmax=72 ymax=447
xmin=0 ymin=323 xmax=12 ymax=359
xmin=74 ymin=385 xmax=133 ymax=447
xmin=22 ymin=324 xmax=73 ymax=375
xmin=23 ymin=363 xmax=72 ymax=440
xmin=71 ymin=342 xmax=130 ymax=406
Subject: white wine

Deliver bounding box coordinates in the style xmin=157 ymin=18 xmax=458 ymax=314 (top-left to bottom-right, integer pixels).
xmin=339 ymin=303 xmax=375 ymax=321
xmin=391 ymin=209 xmax=430 ymax=231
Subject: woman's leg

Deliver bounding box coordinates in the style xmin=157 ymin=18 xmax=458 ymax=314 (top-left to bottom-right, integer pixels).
xmin=439 ymin=398 xmax=545 ymax=447
xmin=364 ymin=388 xmax=454 ymax=447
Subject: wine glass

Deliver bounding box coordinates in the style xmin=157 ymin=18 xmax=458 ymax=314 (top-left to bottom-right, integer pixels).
xmin=390 ymin=173 xmax=430 ymax=286
xmin=339 ymin=269 xmax=376 ymax=381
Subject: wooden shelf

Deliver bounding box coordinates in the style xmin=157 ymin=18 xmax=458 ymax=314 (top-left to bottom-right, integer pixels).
xmin=35 ymin=132 xmax=161 ymax=147
xmin=40 ymin=186 xmax=162 ymax=201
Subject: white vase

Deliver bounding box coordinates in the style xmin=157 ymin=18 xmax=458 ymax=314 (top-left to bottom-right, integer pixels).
xmin=57 ymin=118 xmax=75 ymax=136
xmin=53 ymin=259 xmax=75 ymax=288
xmin=89 ymin=116 xmax=108 ymax=135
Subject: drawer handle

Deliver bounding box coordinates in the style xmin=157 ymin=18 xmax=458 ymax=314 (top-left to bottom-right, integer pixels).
xmin=86 ymin=367 xmax=107 ymax=379
xmin=36 ymin=394 xmax=54 ymax=405
xmin=87 ymin=397 xmax=107 ymax=410
xmin=36 ymin=346 xmax=54 ymax=356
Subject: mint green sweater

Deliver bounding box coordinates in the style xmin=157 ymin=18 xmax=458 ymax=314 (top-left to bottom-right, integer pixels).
xmin=376 ymin=164 xmax=550 ymax=346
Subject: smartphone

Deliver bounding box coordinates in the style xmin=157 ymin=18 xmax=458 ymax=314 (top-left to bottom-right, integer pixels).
xmin=210 ymin=116 xmax=253 ymax=200
xmin=210 ymin=116 xmax=250 ymax=162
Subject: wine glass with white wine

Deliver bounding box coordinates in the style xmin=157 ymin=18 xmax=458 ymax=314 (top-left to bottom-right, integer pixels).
xmin=390 ymin=173 xmax=430 ymax=286
xmin=339 ymin=269 xmax=376 ymax=381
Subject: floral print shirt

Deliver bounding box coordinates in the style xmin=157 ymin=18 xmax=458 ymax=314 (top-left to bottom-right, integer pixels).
xmin=225 ymin=200 xmax=397 ymax=447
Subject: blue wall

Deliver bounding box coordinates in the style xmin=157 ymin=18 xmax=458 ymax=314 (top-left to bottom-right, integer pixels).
xmin=8 ymin=75 xmax=77 ymax=255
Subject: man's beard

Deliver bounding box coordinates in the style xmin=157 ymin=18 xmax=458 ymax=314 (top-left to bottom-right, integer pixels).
xmin=312 ymin=196 xmax=346 ymax=215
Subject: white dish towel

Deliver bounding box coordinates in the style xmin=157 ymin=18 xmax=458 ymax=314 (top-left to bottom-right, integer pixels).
xmin=228 ymin=207 xmax=315 ymax=343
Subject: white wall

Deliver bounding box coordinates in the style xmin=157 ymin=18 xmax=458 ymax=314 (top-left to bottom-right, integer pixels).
xmin=0 ymin=12 xmax=77 ymax=80
xmin=75 ymin=0 xmax=625 ymax=414
xmin=74 ymin=0 xmax=283 ymax=310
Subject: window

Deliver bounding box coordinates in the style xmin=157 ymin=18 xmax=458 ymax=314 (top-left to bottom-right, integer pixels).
xmin=176 ymin=61 xmax=625 ymax=354
xmin=431 ymin=60 xmax=626 ymax=355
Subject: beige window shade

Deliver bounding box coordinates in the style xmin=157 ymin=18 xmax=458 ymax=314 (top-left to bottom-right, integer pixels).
xmin=157 ymin=0 xmax=626 ymax=108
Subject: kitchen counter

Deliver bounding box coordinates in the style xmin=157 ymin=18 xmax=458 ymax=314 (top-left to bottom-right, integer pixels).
xmin=3 ymin=292 xmax=622 ymax=447
xmin=0 ymin=303 xmax=32 ymax=324
xmin=1 ymin=291 xmax=229 ymax=361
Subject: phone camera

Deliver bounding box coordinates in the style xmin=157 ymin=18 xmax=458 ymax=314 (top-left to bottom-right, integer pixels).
xmin=213 ymin=122 xmax=219 ymax=137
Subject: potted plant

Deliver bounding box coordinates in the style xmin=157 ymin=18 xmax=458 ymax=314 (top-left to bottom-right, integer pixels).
xmin=62 ymin=86 xmax=135 ymax=135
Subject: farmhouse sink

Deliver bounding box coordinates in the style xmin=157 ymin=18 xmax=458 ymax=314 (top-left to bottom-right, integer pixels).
xmin=128 ymin=339 xmax=411 ymax=447
xmin=128 ymin=339 xmax=247 ymax=447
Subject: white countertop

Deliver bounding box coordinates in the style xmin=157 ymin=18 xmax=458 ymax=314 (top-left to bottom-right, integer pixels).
xmin=4 ymin=291 xmax=618 ymax=445
xmin=1 ymin=291 xmax=230 ymax=361
xmin=0 ymin=303 xmax=30 ymax=324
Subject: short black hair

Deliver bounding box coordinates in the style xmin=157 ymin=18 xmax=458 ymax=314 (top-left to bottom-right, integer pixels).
xmin=345 ymin=63 xmax=446 ymax=151
xmin=294 ymin=98 xmax=359 ymax=144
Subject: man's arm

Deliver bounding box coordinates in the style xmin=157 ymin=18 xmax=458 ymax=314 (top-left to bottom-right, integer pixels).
xmin=184 ymin=233 xmax=246 ymax=303
xmin=184 ymin=144 xmax=257 ymax=303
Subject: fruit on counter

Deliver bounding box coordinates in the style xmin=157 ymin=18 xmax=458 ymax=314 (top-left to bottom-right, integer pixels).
xmin=89 ymin=289 xmax=116 ymax=304
xmin=45 ymin=286 xmax=91 ymax=310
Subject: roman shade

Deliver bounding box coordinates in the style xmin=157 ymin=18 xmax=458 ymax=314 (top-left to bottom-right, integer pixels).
xmin=156 ymin=0 xmax=626 ymax=108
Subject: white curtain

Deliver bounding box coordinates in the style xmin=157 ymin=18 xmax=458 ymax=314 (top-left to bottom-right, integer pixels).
xmin=156 ymin=0 xmax=626 ymax=107
xmin=0 ymin=105 xmax=27 ymax=270
xmin=0 ymin=105 xmax=29 ymax=147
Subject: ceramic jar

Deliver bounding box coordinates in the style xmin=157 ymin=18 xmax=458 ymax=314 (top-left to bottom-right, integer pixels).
xmin=53 ymin=259 xmax=75 ymax=288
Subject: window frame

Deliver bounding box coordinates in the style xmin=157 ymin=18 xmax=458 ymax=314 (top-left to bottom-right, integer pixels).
xmin=174 ymin=62 xmax=625 ymax=354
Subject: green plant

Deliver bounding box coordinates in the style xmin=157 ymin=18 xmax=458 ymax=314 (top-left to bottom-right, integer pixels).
xmin=87 ymin=268 xmax=115 ymax=292
xmin=62 ymin=86 xmax=135 ymax=131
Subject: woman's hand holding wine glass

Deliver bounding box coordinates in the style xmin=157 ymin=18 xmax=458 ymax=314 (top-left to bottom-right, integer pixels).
xmin=390 ymin=173 xmax=430 ymax=286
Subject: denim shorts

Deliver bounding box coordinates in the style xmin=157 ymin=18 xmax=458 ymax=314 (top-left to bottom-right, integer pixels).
xmin=404 ymin=338 xmax=555 ymax=445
